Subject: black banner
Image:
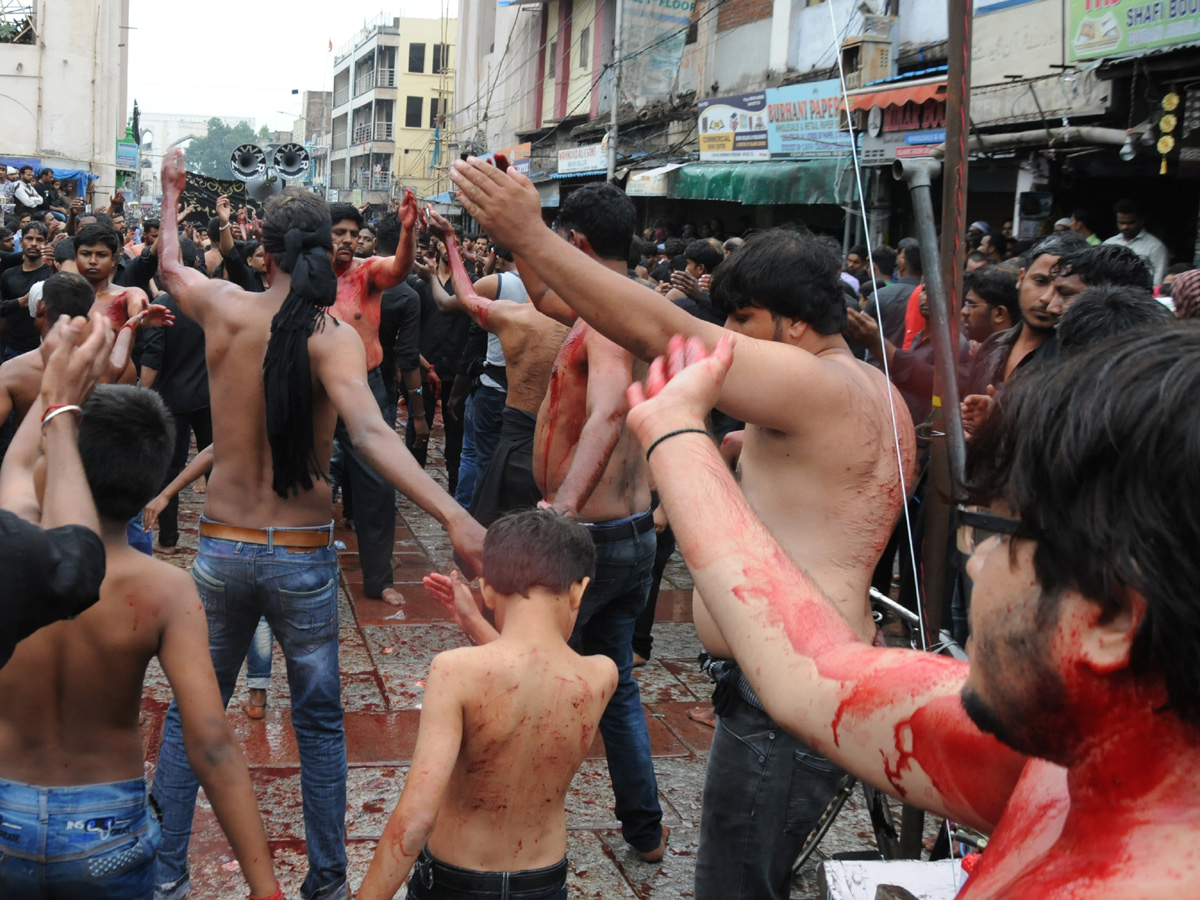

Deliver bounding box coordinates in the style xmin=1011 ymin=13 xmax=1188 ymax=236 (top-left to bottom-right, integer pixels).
xmin=180 ymin=171 xmax=263 ymax=224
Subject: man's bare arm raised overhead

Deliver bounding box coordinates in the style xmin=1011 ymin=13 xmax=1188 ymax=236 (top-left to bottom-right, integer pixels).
xmin=625 ymin=336 xmax=1026 ymax=832
xmin=450 ymin=157 xmax=852 ymax=434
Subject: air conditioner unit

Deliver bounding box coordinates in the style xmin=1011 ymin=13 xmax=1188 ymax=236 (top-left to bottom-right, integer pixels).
xmin=841 ymin=33 xmax=894 ymax=89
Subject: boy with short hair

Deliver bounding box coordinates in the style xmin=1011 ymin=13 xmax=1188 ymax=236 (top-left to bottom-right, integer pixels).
xmin=356 ymin=510 xmax=617 ymax=900
xmin=0 ymin=383 xmax=280 ymax=899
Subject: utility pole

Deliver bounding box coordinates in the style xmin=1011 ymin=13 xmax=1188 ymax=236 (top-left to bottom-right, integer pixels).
xmin=607 ymin=0 xmax=623 ymax=182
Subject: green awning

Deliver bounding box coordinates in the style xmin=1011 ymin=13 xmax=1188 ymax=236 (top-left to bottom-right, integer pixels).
xmin=668 ymin=159 xmax=857 ymax=205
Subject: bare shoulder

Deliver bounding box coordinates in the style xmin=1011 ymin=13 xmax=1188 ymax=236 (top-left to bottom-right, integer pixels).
xmin=581 ymin=652 xmax=618 ymax=695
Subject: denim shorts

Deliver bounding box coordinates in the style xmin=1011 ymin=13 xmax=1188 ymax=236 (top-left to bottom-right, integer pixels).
xmin=0 ymin=775 xmax=159 ymax=899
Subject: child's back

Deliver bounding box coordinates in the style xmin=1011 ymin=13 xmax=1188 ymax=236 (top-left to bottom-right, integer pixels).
xmin=358 ymin=509 xmax=615 ymax=899
xmin=428 ymin=636 xmax=615 ymax=870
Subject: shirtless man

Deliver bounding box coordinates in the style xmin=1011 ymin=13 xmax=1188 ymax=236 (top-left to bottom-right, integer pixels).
xmin=0 ymin=377 xmax=280 ymax=898
xmin=424 ymin=209 xmax=569 ymax=525
xmin=328 ymin=198 xmax=420 ymax=604
xmin=357 ymin=510 xmax=615 ymax=900
xmin=148 ymin=150 xmax=484 ymax=900
xmin=74 ymin=223 xmax=150 ymax=327
xmin=0 ymin=272 xmax=165 ymax=440
xmin=494 ymin=182 xmax=666 ymax=863
xmin=630 ymin=331 xmax=1200 ymax=899
xmin=451 ymin=159 xmax=913 ymax=899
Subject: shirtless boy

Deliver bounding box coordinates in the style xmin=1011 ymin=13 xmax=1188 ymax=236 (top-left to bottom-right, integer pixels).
xmin=75 ymin=223 xmax=150 ymax=327
xmin=452 ymin=159 xmax=912 ymax=899
xmin=501 ymin=182 xmax=666 ymax=862
xmin=329 ymin=198 xmax=421 ymax=603
xmin=424 ymin=209 xmax=569 ymax=525
xmin=629 ymin=330 xmax=1200 ymax=899
xmin=357 ymin=510 xmax=616 ymax=900
xmin=148 ymin=150 xmax=483 ymax=900
xmin=0 ymin=382 xmax=279 ymax=900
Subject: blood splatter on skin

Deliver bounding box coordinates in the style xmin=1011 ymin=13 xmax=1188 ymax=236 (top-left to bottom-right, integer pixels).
xmin=533 ymin=324 xmax=588 ymax=494
xmin=104 ymin=293 xmax=129 ymax=327
xmin=332 ymin=262 xmax=385 ymax=368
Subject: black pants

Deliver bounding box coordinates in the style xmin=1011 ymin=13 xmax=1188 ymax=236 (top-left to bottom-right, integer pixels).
xmin=335 ymin=367 xmax=397 ymax=598
xmin=405 ymin=379 xmax=465 ymax=494
xmin=157 ymin=407 xmax=213 ymax=548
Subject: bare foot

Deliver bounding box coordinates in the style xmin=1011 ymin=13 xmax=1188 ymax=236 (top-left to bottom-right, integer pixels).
xmin=241 ymin=688 xmax=267 ymax=720
xmin=381 ymin=587 xmax=405 ymax=607
xmin=687 ymin=705 xmax=717 ymax=728
xmin=632 ymin=652 xmax=648 ymax=668
xmin=638 ymin=825 xmax=670 ymax=862
xmin=193 ymin=475 xmax=207 ymax=495
xmin=157 ymin=544 xmax=185 ymax=556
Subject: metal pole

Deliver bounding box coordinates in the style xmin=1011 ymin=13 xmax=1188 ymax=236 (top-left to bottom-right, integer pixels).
xmin=607 ymin=0 xmax=623 ymax=182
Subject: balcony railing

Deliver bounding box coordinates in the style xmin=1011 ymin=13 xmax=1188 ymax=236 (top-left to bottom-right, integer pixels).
xmin=354 ymin=68 xmax=397 ymax=97
xmin=351 ymin=123 xmax=395 ymax=145
xmin=332 ymin=133 xmax=348 ymax=151
xmin=333 ymin=88 xmax=349 ymax=107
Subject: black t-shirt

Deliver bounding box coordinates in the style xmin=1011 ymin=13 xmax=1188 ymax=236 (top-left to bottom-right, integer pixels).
xmin=379 ymin=281 xmax=422 ymax=403
xmin=0 ymin=263 xmax=51 ymax=355
xmin=139 ymin=294 xmax=209 ymax=414
xmin=409 ymin=274 xmax=470 ymax=382
xmin=0 ymin=511 xmax=106 ymax=668
xmin=36 ymin=183 xmax=64 ymax=213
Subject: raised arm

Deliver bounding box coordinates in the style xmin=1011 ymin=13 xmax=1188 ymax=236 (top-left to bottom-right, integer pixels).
xmin=548 ymin=331 xmax=631 ymax=516
xmin=357 ymin=652 xmax=464 ymax=900
xmin=625 ymin=335 xmax=1028 ymax=832
xmin=426 ymin=208 xmax=504 ymax=329
xmin=367 ymin=189 xmax=419 ymax=292
xmin=315 ymin=326 xmax=486 ymax=576
xmin=159 ymin=150 xmax=229 ymax=324
xmin=512 ymin=252 xmax=577 ymax=327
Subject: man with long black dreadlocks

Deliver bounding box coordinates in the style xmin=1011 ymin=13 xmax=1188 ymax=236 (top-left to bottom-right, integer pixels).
xmin=146 ymin=150 xmax=485 ymax=900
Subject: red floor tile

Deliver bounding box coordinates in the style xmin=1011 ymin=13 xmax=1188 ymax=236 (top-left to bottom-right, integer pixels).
xmin=645 ymin=701 xmax=716 ymax=755
xmin=344 ymin=710 xmax=423 ymax=764
xmin=587 ymin=706 xmax=692 ymax=759
xmin=654 ymin=589 xmax=694 ymax=622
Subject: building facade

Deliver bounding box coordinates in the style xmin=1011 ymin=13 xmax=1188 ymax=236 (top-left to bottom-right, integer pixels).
xmin=330 ymin=13 xmax=455 ymax=203
xmin=137 ymin=113 xmax=257 ymax=200
xmin=0 ymin=0 xmax=130 ymax=202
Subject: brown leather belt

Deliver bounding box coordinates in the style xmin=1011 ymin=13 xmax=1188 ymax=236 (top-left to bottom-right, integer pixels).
xmin=199 ymin=520 xmax=333 ymax=549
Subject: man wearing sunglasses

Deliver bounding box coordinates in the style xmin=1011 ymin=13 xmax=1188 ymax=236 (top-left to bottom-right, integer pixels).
xmin=628 ymin=325 xmax=1198 ymax=899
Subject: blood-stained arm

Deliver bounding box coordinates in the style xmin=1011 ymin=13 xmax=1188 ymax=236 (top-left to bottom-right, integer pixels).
xmin=159 ymin=150 xmax=237 ymax=326
xmin=425 ymin=208 xmax=506 ymax=328
xmin=548 ymin=331 xmax=631 ymax=516
xmin=357 ymin=652 xmax=465 ymax=900
xmin=425 ymin=571 xmax=500 ymax=645
xmin=513 ymin=252 xmax=577 ymax=327
xmin=625 ymin=334 xmax=1028 ymax=833
xmin=367 ymin=189 xmax=419 ymax=292
xmin=315 ymin=325 xmax=486 ymax=576
xmin=451 ymin=158 xmax=844 ymax=434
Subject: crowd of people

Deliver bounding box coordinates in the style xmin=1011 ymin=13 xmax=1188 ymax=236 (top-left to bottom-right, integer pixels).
xmin=0 ymin=147 xmax=1196 ymax=900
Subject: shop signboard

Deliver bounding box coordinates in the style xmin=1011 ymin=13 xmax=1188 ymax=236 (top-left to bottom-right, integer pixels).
xmin=859 ymin=97 xmax=947 ymax=165
xmin=116 ymin=141 xmax=138 ymax=170
xmin=621 ymin=0 xmax=698 ymax=108
xmin=482 ymin=142 xmax=531 ymax=174
xmin=765 ymin=80 xmax=853 ymax=158
xmin=698 ymin=92 xmax=770 ymax=162
xmin=557 ymin=140 xmax=608 ymax=174
xmin=1067 ymin=0 xmax=1200 ymax=63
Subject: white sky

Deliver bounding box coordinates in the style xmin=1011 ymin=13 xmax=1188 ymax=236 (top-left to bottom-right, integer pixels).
xmin=127 ymin=2 xmax=457 ymax=133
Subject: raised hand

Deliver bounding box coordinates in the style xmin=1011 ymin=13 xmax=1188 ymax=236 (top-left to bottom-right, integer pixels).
xmin=425 ymin=205 xmax=453 ymax=241
xmin=626 ymin=334 xmax=735 ymax=448
xmin=161 ymin=149 xmax=187 ymax=202
xmin=449 ymin=157 xmax=541 ymax=254
xmin=39 ymin=312 xmax=115 ymax=412
xmin=215 ymin=195 xmax=232 ymax=226
xmin=131 ymin=304 xmax=176 ymax=330
xmin=399 ymin=189 xmax=418 ymax=230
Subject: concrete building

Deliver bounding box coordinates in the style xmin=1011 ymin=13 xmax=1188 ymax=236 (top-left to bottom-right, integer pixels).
xmin=292 ymin=90 xmax=333 ymax=193
xmin=330 ymin=13 xmax=456 ymax=203
xmin=0 ymin=0 xmax=131 ymax=202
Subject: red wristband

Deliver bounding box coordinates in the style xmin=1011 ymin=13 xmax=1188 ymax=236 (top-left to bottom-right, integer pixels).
xmin=121 ymin=319 xmax=138 ymax=332
xmin=249 ymin=883 xmax=284 ymax=900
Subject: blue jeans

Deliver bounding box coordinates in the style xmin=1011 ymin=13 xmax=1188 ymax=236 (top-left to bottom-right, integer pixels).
xmin=466 ymin=387 xmax=506 ymax=510
xmin=150 ymin=530 xmax=347 ymax=900
xmin=694 ymin=693 xmax=847 ymax=900
xmin=454 ymin=393 xmax=478 ymax=508
xmin=569 ymin=523 xmax=662 ymax=852
xmin=246 ymin=617 xmax=274 ymax=689
xmin=126 ymin=511 xmax=153 ymax=556
xmin=0 ymin=775 xmax=160 ymax=899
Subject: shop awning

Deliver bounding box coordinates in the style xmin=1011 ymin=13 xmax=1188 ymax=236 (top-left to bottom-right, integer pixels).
xmin=845 ymin=79 xmax=947 ymax=112
xmin=668 ymin=159 xmax=855 ymax=205
xmin=626 ymin=163 xmax=685 ymax=197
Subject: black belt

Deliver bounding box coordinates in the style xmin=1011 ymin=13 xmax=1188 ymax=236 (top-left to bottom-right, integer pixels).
xmin=414 ymin=847 xmax=568 ymax=894
xmin=583 ymin=510 xmax=653 ymax=544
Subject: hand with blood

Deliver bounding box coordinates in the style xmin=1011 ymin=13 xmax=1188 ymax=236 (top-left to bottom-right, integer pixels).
xmin=132 ymin=304 xmax=176 ymax=330
xmin=399 ymin=189 xmax=418 ymax=231
xmin=626 ymin=334 xmax=735 ymax=448
xmin=161 ymin=149 xmax=187 ymax=202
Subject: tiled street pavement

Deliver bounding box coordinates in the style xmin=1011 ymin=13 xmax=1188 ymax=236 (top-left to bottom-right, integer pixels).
xmin=142 ymin=431 xmax=896 ymax=899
